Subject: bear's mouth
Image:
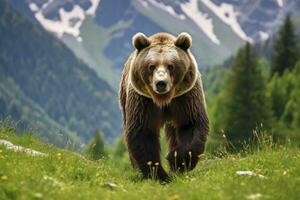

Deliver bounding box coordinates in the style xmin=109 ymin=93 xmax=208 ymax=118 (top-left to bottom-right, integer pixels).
xmin=149 ymin=87 xmax=175 ymax=107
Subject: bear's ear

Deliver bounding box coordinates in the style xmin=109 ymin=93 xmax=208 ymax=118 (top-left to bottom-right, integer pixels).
xmin=132 ymin=32 xmax=150 ymax=51
xmin=175 ymin=32 xmax=192 ymax=50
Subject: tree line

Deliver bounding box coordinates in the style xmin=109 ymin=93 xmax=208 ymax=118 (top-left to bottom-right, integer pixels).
xmin=209 ymin=15 xmax=300 ymax=152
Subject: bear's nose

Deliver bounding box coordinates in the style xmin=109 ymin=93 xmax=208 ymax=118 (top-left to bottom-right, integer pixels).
xmin=155 ymin=80 xmax=167 ymax=93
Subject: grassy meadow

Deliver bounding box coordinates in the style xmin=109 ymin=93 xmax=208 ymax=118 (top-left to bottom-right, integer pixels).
xmin=0 ymin=125 xmax=299 ymax=200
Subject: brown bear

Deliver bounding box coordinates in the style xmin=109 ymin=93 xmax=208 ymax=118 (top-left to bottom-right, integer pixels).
xmin=119 ymin=32 xmax=209 ymax=182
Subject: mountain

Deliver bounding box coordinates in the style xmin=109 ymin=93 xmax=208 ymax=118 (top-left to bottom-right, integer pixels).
xmin=7 ymin=0 xmax=300 ymax=91
xmin=0 ymin=1 xmax=121 ymax=147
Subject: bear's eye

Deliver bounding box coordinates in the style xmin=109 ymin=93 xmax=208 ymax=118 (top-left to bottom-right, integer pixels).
xmin=148 ymin=64 xmax=156 ymax=72
xmin=167 ymin=64 xmax=174 ymax=72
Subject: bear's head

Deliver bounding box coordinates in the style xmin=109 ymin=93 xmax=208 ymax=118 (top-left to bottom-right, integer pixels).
xmin=129 ymin=32 xmax=198 ymax=107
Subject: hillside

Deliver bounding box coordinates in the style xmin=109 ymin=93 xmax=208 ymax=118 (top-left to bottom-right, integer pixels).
xmin=0 ymin=124 xmax=299 ymax=199
xmin=0 ymin=2 xmax=121 ymax=146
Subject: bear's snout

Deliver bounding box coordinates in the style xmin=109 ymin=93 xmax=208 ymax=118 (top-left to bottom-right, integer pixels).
xmin=153 ymin=66 xmax=171 ymax=94
xmin=155 ymin=80 xmax=168 ymax=93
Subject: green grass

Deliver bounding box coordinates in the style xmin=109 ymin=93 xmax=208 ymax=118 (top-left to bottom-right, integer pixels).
xmin=0 ymin=125 xmax=299 ymax=200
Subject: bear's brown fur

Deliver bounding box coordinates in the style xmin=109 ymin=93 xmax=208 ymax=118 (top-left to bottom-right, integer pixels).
xmin=119 ymin=32 xmax=209 ymax=182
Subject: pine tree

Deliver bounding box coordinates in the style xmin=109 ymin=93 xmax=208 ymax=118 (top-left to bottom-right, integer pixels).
xmin=268 ymin=60 xmax=300 ymax=142
xmin=272 ymin=15 xmax=298 ymax=75
xmin=113 ymin=136 xmax=127 ymax=158
xmin=222 ymin=42 xmax=272 ymax=150
xmin=281 ymin=61 xmax=300 ymax=129
xmin=85 ymin=130 xmax=106 ymax=160
xmin=268 ymin=72 xmax=292 ymax=119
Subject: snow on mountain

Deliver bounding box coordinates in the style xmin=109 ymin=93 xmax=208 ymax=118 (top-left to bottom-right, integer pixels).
xmin=181 ymin=0 xmax=220 ymax=45
xmin=141 ymin=0 xmax=186 ymax=20
xmin=201 ymin=0 xmax=252 ymax=42
xmin=277 ymin=0 xmax=284 ymax=7
xmin=33 ymin=5 xmax=84 ymax=41
xmin=28 ymin=0 xmax=100 ymax=42
xmin=138 ymin=0 xmax=254 ymax=45
xmin=259 ymin=31 xmax=269 ymax=41
xmin=86 ymin=0 xmax=101 ymax=15
xmin=28 ymin=3 xmax=38 ymax=12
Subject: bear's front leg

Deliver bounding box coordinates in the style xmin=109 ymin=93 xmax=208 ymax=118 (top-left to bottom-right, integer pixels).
xmin=166 ymin=123 xmax=207 ymax=172
xmin=166 ymin=83 xmax=209 ymax=172
xmin=125 ymin=90 xmax=170 ymax=182
xmin=126 ymin=130 xmax=170 ymax=182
